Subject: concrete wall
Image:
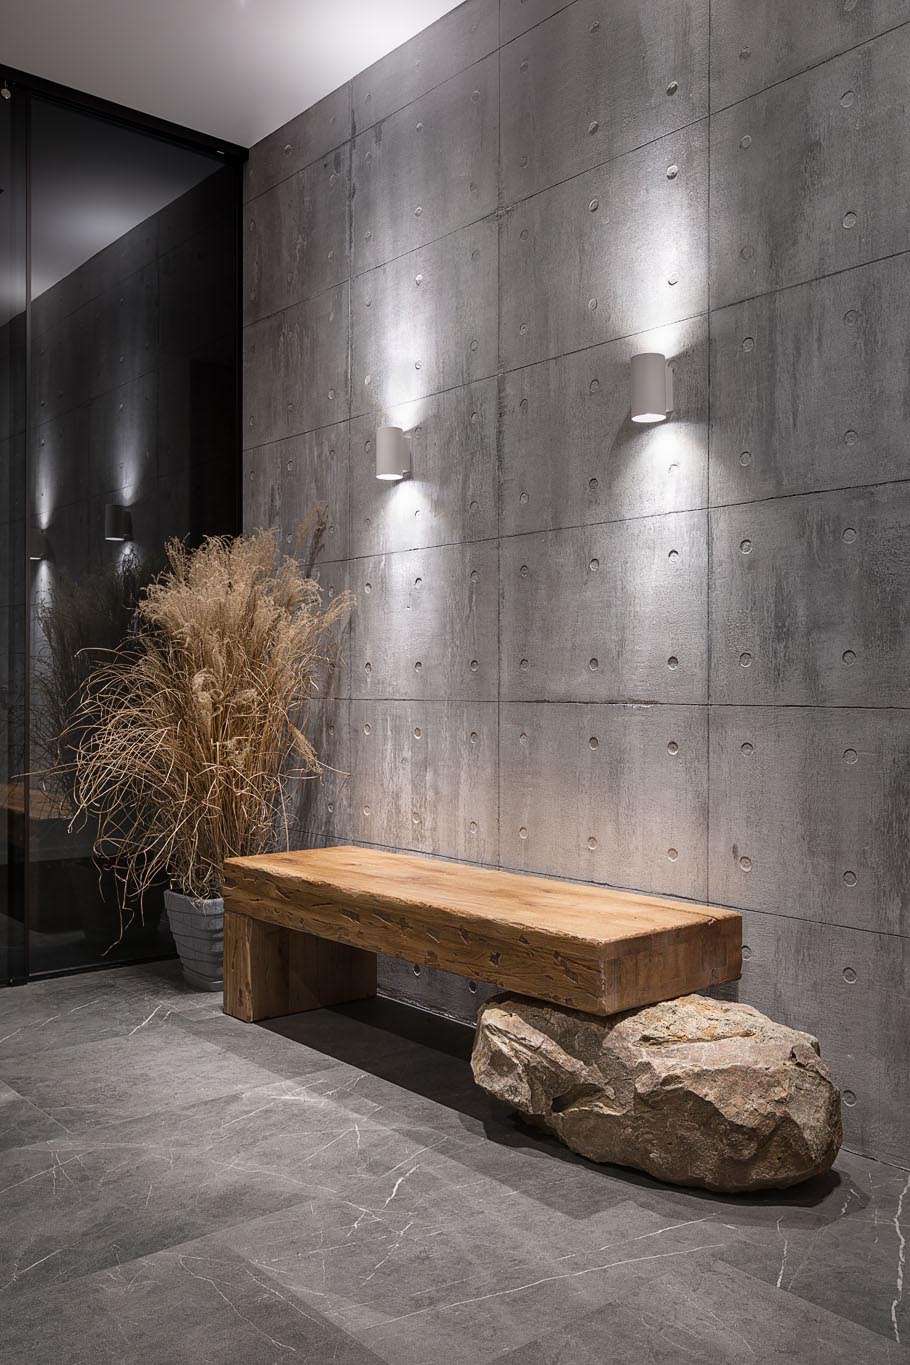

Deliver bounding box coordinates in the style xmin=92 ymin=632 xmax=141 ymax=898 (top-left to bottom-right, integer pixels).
xmin=242 ymin=0 xmax=910 ymax=1166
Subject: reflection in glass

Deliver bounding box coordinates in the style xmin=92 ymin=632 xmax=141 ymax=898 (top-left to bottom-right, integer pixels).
xmin=0 ymin=90 xmax=239 ymax=980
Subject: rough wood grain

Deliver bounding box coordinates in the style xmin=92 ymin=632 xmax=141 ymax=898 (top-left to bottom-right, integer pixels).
xmin=223 ymin=846 xmax=741 ymax=1019
xmin=223 ymin=906 xmax=376 ymax=1023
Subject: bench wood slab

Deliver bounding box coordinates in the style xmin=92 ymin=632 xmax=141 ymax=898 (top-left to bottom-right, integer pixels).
xmin=223 ymin=846 xmax=741 ymax=1023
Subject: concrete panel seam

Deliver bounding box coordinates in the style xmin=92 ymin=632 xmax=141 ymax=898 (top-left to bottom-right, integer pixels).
xmin=242 ymin=136 xmax=354 ymax=211
xmin=353 ymin=48 xmax=501 ymax=140
xmin=710 ymin=14 xmax=910 ymax=119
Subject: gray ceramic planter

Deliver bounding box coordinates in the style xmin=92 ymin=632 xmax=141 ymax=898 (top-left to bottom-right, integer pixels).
xmin=164 ymin=889 xmax=224 ymax=991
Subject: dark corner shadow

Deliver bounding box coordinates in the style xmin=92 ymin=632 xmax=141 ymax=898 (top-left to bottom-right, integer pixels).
xmin=491 ymin=1112 xmax=855 ymax=1217
xmin=260 ymin=995 xmax=499 ymax=1123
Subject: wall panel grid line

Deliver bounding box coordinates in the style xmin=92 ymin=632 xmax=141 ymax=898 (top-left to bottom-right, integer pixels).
xmin=243 ymin=0 xmax=910 ymax=1164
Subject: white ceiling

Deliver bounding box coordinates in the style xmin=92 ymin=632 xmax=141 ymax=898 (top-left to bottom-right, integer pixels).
xmin=0 ymin=0 xmax=466 ymax=147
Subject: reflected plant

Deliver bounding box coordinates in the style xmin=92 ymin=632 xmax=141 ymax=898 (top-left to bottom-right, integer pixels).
xmin=33 ymin=552 xmax=151 ymax=805
xmin=58 ymin=519 xmax=351 ymax=914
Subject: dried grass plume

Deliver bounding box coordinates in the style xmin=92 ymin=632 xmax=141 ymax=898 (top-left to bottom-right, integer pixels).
xmin=66 ymin=527 xmax=351 ymax=909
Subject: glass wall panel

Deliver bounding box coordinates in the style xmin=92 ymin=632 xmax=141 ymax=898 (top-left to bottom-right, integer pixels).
xmin=0 ymin=79 xmax=239 ymax=982
xmin=0 ymin=76 xmax=27 ymax=983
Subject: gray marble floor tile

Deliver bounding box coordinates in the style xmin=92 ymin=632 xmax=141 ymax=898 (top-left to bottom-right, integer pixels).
xmin=0 ymin=1130 xmax=311 ymax=1302
xmin=711 ymin=1156 xmax=910 ymax=1346
xmin=490 ymin=1255 xmax=910 ymax=1364
xmin=0 ymin=961 xmax=218 ymax=1064
xmin=0 ymin=1080 xmax=69 ymax=1153
xmin=0 ymin=1025 xmax=285 ymax=1131
xmin=0 ymin=1241 xmax=387 ymax=1365
xmin=0 ymin=964 xmax=906 ymax=1365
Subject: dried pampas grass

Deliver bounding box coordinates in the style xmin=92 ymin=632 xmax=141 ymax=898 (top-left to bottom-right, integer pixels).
xmin=66 ymin=526 xmax=350 ymax=910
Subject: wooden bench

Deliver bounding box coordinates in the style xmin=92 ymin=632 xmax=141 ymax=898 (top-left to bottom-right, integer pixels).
xmin=222 ymin=846 xmax=742 ymax=1023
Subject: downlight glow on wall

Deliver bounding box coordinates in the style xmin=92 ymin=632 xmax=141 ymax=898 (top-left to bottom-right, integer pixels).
xmin=630 ymin=352 xmax=674 ymax=424
xmin=375 ymin=426 xmax=411 ymax=481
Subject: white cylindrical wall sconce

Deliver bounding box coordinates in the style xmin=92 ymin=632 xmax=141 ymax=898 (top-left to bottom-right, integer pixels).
xmin=630 ymin=352 xmax=674 ymax=424
xmin=104 ymin=503 xmax=132 ymax=541
xmin=28 ymin=526 xmax=49 ymax=562
xmin=375 ymin=426 xmax=411 ymax=481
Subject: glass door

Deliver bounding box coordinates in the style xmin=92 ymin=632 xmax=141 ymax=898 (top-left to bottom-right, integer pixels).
xmin=0 ymin=74 xmax=240 ymax=983
xmin=0 ymin=75 xmax=27 ymax=984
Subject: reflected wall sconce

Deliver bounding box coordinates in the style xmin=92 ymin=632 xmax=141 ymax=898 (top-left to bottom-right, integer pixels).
xmin=104 ymin=503 xmax=132 ymax=541
xmin=28 ymin=527 xmax=49 ymax=562
xmin=630 ymin=352 xmax=674 ymax=424
xmin=375 ymin=426 xmax=411 ymax=481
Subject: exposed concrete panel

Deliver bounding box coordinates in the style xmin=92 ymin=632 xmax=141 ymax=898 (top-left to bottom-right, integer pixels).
xmin=711 ymin=29 xmax=910 ymax=307
xmin=500 ymin=515 xmax=708 ymax=703
xmin=710 ymin=706 xmax=910 ymax=937
xmin=501 ymin=318 xmax=707 ymax=535
xmin=31 ymin=216 xmax=158 ymax=341
xmin=32 ymin=406 xmax=89 ymax=520
xmin=350 ymin=378 xmax=497 ymax=556
xmin=352 ymin=219 xmax=498 ymax=414
xmin=31 ymin=309 xmax=91 ymax=423
xmin=709 ymin=0 xmax=910 ymax=109
xmin=501 ymin=122 xmax=708 ymax=369
xmin=348 ymin=541 xmax=499 ymax=701
xmin=501 ymin=0 xmax=708 ymax=202
xmin=242 ymin=283 xmax=349 ymax=448
xmin=350 ymin=699 xmax=498 ymax=862
xmin=242 ymin=422 xmax=350 ymax=564
xmin=159 ymin=232 xmax=235 ymax=361
xmin=290 ymin=697 xmax=352 ymax=847
xmin=353 ymin=0 xmax=499 ymax=130
xmin=353 ymin=55 xmax=498 ymax=274
xmin=88 ymin=372 xmax=157 ymax=500
xmin=377 ymin=956 xmax=496 ymax=1023
xmin=710 ymin=485 xmax=910 ymax=706
xmin=500 ymin=0 xmax=573 ymax=45
xmin=500 ymin=702 xmax=707 ymax=898
xmin=244 ymin=144 xmax=350 ymax=326
xmin=89 ymin=263 xmax=158 ymax=397
xmin=310 ymin=560 xmax=353 ymax=704
xmin=717 ymin=908 xmax=910 ymax=1167
xmin=710 ymin=254 xmax=910 ymax=505
xmin=243 ymin=84 xmax=352 ymax=202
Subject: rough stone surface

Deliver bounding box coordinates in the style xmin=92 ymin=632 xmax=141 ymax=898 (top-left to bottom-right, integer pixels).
xmin=472 ymin=993 xmax=843 ymax=1192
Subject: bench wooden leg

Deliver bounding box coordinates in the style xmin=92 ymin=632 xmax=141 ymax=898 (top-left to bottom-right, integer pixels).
xmin=223 ymin=908 xmax=377 ymax=1023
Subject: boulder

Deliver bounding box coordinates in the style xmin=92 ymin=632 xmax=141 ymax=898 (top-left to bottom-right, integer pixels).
xmin=471 ymin=993 xmax=842 ymax=1192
